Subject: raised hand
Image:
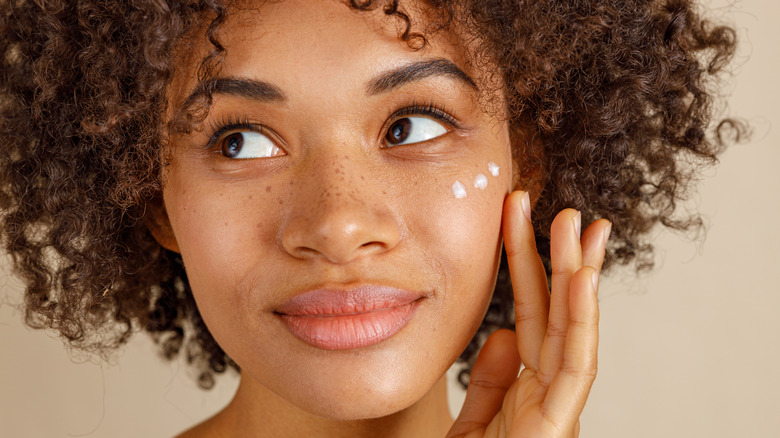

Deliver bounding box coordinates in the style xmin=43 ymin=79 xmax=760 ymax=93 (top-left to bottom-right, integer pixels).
xmin=447 ymin=191 xmax=611 ymax=438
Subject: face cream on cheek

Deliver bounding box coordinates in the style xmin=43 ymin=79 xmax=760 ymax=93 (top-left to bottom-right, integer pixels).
xmin=474 ymin=174 xmax=488 ymax=190
xmin=488 ymin=162 xmax=500 ymax=177
xmin=452 ymin=181 xmax=467 ymax=199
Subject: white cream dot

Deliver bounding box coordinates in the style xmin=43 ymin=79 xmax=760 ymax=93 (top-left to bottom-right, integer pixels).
xmin=452 ymin=181 xmax=467 ymax=199
xmin=488 ymin=162 xmax=500 ymax=177
xmin=474 ymin=174 xmax=488 ymax=190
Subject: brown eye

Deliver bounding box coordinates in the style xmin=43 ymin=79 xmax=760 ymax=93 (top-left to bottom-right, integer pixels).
xmin=218 ymin=131 xmax=283 ymax=159
xmin=221 ymin=133 xmax=244 ymax=158
xmin=383 ymin=117 xmax=447 ymax=147
xmin=386 ymin=118 xmax=412 ymax=145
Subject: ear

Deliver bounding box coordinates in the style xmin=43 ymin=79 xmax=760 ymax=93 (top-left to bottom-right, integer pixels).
xmin=144 ymin=197 xmax=181 ymax=253
xmin=509 ymin=123 xmax=546 ymax=206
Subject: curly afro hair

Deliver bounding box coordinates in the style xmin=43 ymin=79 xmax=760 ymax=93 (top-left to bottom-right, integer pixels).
xmin=0 ymin=0 xmax=742 ymax=389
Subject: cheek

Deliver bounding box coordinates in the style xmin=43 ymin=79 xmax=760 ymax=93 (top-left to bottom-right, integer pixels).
xmin=397 ymin=159 xmax=510 ymax=363
xmin=450 ymin=161 xmax=503 ymax=199
xmin=434 ymin=160 xmax=508 ymax=257
xmin=404 ymin=158 xmax=510 ymax=302
xmin=162 ymin=178 xmax=281 ymax=315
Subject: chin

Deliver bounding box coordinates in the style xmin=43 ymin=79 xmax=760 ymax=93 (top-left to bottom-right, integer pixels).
xmin=287 ymin=372 xmax=436 ymax=421
xmin=241 ymin=330 xmax=454 ymax=422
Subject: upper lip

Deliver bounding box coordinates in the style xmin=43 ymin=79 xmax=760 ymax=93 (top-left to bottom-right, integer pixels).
xmin=274 ymin=285 xmax=425 ymax=316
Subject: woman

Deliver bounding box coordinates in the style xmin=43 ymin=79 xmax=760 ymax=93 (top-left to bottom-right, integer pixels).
xmin=0 ymin=0 xmax=737 ymax=436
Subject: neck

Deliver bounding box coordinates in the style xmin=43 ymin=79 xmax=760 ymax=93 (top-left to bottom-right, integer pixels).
xmin=183 ymin=373 xmax=454 ymax=438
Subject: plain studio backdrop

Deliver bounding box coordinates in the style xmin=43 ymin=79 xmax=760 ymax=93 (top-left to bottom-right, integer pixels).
xmin=1 ymin=1 xmax=778 ymax=437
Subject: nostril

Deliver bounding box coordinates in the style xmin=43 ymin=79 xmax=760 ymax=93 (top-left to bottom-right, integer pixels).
xmin=359 ymin=240 xmax=386 ymax=253
xmin=295 ymin=247 xmax=321 ymax=259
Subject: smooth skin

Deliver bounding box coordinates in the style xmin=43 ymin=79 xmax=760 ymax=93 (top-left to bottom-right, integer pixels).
xmin=155 ymin=2 xmax=611 ymax=436
xmin=448 ymin=193 xmax=610 ymax=438
xmin=174 ymin=193 xmax=609 ymax=438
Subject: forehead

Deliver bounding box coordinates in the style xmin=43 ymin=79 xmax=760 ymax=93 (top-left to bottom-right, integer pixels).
xmin=168 ymin=0 xmax=495 ymax=110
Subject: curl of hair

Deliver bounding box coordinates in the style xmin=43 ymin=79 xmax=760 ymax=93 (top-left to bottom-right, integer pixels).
xmin=0 ymin=0 xmax=743 ymax=389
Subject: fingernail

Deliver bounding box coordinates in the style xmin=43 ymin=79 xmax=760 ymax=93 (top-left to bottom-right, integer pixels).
xmin=520 ymin=192 xmax=532 ymax=221
xmin=591 ymin=270 xmax=599 ymax=292
xmin=603 ymin=222 xmax=612 ymax=247
xmin=573 ymin=211 xmax=581 ymax=237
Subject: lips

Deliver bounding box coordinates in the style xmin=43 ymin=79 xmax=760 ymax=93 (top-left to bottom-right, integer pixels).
xmin=275 ymin=285 xmax=424 ymax=350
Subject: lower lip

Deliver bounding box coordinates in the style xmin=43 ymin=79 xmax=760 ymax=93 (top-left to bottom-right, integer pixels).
xmin=278 ymin=301 xmax=420 ymax=350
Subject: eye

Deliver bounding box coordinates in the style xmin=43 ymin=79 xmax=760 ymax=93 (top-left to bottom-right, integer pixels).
xmin=384 ymin=117 xmax=448 ymax=147
xmin=220 ymin=131 xmax=284 ymax=159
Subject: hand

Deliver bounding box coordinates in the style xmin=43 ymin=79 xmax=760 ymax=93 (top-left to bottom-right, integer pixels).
xmin=447 ymin=191 xmax=611 ymax=438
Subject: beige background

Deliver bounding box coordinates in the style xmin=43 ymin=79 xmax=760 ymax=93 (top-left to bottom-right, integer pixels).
xmin=1 ymin=1 xmax=778 ymax=437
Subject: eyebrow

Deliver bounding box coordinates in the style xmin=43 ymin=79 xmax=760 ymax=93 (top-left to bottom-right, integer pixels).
xmin=179 ymin=58 xmax=476 ymax=110
xmin=181 ymin=77 xmax=287 ymax=109
xmin=366 ymin=58 xmax=478 ymax=95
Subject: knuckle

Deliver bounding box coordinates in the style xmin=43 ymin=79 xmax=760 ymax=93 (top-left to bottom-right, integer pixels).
xmin=514 ymin=308 xmax=543 ymax=323
xmin=561 ymin=362 xmax=598 ymax=380
xmin=534 ymin=370 xmax=553 ymax=389
xmin=505 ymin=245 xmax=531 ymax=259
xmin=546 ymin=324 xmax=568 ymax=339
xmin=550 ymin=267 xmax=574 ymax=278
xmin=467 ymin=376 xmax=508 ymax=392
xmin=538 ymin=403 xmax=562 ymax=430
xmin=567 ymin=318 xmax=594 ymax=330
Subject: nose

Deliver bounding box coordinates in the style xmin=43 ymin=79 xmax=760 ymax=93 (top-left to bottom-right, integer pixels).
xmin=280 ymin=156 xmax=401 ymax=264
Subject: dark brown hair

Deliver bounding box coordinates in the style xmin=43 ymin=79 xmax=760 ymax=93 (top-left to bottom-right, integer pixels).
xmin=0 ymin=0 xmax=742 ymax=388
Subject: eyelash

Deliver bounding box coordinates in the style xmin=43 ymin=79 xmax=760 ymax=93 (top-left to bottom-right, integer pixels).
xmin=204 ymin=115 xmax=260 ymax=150
xmin=386 ymin=102 xmax=460 ymax=130
xmin=203 ymin=103 xmax=460 ymax=149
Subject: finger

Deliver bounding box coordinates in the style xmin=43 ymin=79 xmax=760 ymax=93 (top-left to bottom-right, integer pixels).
xmin=542 ymin=266 xmax=599 ymax=431
xmin=448 ymin=329 xmax=521 ymax=438
xmin=538 ymin=209 xmax=582 ymax=386
xmin=581 ymin=219 xmax=611 ymax=273
xmin=503 ymin=191 xmax=550 ymax=371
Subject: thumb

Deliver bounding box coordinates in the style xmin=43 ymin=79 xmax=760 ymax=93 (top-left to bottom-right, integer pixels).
xmin=448 ymin=329 xmax=521 ymax=438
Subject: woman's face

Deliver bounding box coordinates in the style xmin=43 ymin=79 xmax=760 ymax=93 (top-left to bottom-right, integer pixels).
xmin=161 ymin=0 xmax=514 ymax=420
